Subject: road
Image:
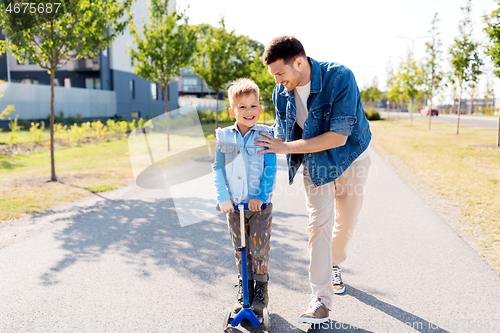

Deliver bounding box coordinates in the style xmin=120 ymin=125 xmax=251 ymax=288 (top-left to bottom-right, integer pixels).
xmin=1 ymin=148 xmax=500 ymax=332
xmin=379 ymin=111 xmax=499 ymax=129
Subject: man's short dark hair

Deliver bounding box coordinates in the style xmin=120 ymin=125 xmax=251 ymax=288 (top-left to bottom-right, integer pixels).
xmin=263 ymin=36 xmax=306 ymax=66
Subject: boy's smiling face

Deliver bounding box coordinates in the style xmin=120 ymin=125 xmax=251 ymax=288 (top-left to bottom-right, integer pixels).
xmin=229 ymin=93 xmax=262 ymax=135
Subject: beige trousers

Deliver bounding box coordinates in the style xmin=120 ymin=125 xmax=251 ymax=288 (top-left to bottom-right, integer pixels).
xmin=302 ymin=156 xmax=371 ymax=310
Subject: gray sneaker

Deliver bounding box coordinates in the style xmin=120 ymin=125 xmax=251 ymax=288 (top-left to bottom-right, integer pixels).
xmin=298 ymin=297 xmax=329 ymax=324
xmin=233 ymin=279 xmax=254 ymax=314
xmin=332 ymin=266 xmax=345 ymax=294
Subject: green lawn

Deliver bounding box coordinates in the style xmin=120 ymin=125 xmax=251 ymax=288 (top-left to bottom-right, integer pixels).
xmin=370 ymin=117 xmax=500 ymax=272
xmin=0 ymin=118 xmax=275 ymax=221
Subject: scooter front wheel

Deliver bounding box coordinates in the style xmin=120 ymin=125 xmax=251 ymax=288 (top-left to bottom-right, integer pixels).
xmin=222 ymin=307 xmax=232 ymax=331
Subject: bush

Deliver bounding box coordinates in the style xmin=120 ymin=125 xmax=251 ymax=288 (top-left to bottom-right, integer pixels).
xmin=365 ymin=107 xmax=381 ymax=121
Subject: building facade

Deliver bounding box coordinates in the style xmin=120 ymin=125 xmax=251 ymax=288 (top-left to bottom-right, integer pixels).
xmin=453 ymin=98 xmax=499 ymax=114
xmin=0 ymin=0 xmax=179 ymax=123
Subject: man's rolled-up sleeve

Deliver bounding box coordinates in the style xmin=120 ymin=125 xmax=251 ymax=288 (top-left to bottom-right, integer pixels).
xmin=329 ymin=69 xmax=360 ymax=137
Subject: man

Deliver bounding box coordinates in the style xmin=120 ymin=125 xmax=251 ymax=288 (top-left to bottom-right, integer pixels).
xmin=255 ymin=36 xmax=371 ymax=324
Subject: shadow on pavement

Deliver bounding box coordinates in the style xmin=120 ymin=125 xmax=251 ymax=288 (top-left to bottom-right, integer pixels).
xmin=38 ymin=193 xmax=311 ymax=296
xmin=346 ymin=286 xmax=449 ymax=332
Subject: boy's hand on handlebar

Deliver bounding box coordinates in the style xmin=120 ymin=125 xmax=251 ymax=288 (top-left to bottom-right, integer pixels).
xmin=248 ymin=198 xmax=263 ymax=212
xmin=219 ymin=200 xmax=234 ymax=213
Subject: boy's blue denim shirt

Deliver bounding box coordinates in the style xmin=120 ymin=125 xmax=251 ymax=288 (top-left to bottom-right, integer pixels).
xmin=213 ymin=123 xmax=277 ymax=204
xmin=272 ymin=57 xmax=371 ymax=186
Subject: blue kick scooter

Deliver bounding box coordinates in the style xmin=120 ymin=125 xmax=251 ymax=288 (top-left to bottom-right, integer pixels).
xmin=218 ymin=203 xmax=271 ymax=332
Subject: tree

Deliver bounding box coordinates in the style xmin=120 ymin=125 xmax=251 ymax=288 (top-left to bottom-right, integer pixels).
xmin=128 ymin=0 xmax=196 ymax=152
xmin=398 ymin=51 xmax=422 ymax=126
xmin=484 ymin=74 xmax=494 ymax=115
xmin=249 ymin=48 xmax=275 ymax=123
xmin=387 ymin=59 xmax=404 ymax=120
xmin=467 ymin=82 xmax=478 ymax=115
xmin=422 ymin=13 xmax=443 ymax=130
xmin=449 ymin=0 xmax=483 ymax=134
xmin=193 ymin=18 xmax=252 ymax=129
xmin=483 ymin=0 xmax=500 ymax=146
xmin=0 ymin=0 xmax=132 ymax=181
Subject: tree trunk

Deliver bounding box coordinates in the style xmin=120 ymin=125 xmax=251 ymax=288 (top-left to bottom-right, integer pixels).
xmin=497 ymin=111 xmax=500 ymax=147
xmin=215 ymin=88 xmax=219 ymax=130
xmin=163 ymin=84 xmax=170 ymax=152
xmin=457 ymin=86 xmax=462 ymax=135
xmin=410 ymin=98 xmax=414 ymax=126
xmin=387 ymin=101 xmax=390 ymax=120
xmin=50 ymin=68 xmax=56 ymax=182
xmin=428 ymin=93 xmax=432 ymax=131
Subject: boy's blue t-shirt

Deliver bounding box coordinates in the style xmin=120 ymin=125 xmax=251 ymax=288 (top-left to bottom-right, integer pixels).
xmin=213 ymin=123 xmax=277 ymax=204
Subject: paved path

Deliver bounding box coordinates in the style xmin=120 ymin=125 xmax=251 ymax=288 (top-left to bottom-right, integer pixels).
xmin=379 ymin=111 xmax=499 ymax=129
xmin=1 ymin=148 xmax=500 ymax=332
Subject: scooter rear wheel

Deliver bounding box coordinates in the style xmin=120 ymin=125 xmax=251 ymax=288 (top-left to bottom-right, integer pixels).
xmin=263 ymin=307 xmax=271 ymax=331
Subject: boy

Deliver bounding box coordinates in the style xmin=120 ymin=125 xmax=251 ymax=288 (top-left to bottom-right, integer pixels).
xmin=213 ymin=78 xmax=277 ymax=316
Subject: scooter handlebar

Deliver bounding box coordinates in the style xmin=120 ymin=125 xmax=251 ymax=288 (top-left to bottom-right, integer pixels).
xmin=216 ymin=202 xmax=267 ymax=212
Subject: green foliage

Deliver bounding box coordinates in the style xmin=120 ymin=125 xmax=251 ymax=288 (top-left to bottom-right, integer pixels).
xmin=422 ymin=13 xmax=444 ymax=105
xmin=449 ymin=0 xmax=483 ymax=96
xmin=192 ymin=18 xmax=255 ymax=127
xmin=365 ymin=107 xmax=381 ymax=121
xmin=248 ymin=48 xmax=275 ymax=110
xmin=29 ymin=122 xmax=45 ymax=143
xmin=9 ymin=115 xmax=21 ymax=132
xmin=0 ymin=80 xmax=15 ymax=120
xmin=0 ymin=0 xmax=133 ymax=179
xmin=484 ymin=1 xmax=500 ymax=78
xmin=128 ymin=0 xmax=196 ymax=106
xmin=76 ymin=113 xmax=83 ymax=125
xmin=396 ymin=51 xmax=424 ymax=113
xmin=361 ymin=77 xmax=383 ymax=103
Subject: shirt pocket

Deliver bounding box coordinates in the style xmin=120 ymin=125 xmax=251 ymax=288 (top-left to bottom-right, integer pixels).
xmin=218 ymin=142 xmax=239 ymax=165
xmin=246 ymin=146 xmax=266 ymax=155
xmin=310 ymin=106 xmax=329 ymax=133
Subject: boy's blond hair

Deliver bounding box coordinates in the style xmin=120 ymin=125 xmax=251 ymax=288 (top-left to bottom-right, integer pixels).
xmin=228 ymin=78 xmax=260 ymax=108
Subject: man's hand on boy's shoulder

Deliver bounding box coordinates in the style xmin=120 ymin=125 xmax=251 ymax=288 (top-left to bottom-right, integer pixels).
xmin=219 ymin=199 xmax=235 ymax=213
xmin=248 ymin=198 xmax=264 ymax=212
xmin=255 ymin=132 xmax=286 ymax=154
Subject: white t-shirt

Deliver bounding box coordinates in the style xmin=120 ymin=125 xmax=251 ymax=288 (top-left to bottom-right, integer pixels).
xmin=294 ymin=82 xmax=310 ymax=129
xmin=294 ymin=81 xmax=370 ymax=161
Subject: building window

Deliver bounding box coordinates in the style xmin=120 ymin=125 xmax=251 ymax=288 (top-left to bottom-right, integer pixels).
xmin=93 ymin=54 xmax=99 ymax=64
xmin=86 ymin=78 xmax=94 ymax=89
xmin=131 ymin=111 xmax=140 ymax=119
xmin=161 ymin=86 xmax=164 ymax=101
xmin=183 ymin=78 xmax=197 ymax=92
xmin=151 ymin=83 xmax=158 ymax=100
xmin=130 ymin=80 xmax=135 ymax=99
xmin=64 ymin=78 xmax=71 ymax=88
xmin=167 ymin=84 xmax=170 ymax=101
xmin=86 ymin=78 xmax=102 ymax=90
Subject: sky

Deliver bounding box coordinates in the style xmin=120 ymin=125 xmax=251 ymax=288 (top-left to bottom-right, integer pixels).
xmin=176 ymin=0 xmax=500 ymax=103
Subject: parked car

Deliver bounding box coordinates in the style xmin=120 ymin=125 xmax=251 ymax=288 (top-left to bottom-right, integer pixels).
xmin=420 ymin=106 xmax=440 ymax=116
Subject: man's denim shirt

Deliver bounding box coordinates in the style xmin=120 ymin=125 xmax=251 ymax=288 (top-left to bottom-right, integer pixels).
xmin=213 ymin=123 xmax=277 ymax=204
xmin=272 ymin=57 xmax=371 ymax=186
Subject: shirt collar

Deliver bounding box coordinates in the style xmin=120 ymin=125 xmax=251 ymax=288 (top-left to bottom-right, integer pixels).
xmin=228 ymin=121 xmax=259 ymax=135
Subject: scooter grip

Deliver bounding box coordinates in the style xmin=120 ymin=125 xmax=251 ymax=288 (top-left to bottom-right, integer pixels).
xmin=215 ymin=203 xmax=267 ymax=211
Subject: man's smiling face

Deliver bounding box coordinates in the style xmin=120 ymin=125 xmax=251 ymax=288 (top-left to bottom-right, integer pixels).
xmin=267 ymin=58 xmax=302 ymax=91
